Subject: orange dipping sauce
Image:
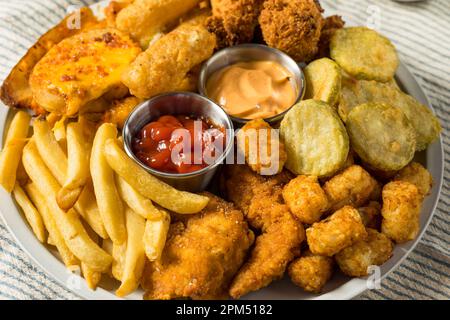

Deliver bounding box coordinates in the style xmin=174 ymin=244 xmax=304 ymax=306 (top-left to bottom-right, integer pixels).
xmin=132 ymin=115 xmax=225 ymax=174
xmin=206 ymin=61 xmax=298 ymax=119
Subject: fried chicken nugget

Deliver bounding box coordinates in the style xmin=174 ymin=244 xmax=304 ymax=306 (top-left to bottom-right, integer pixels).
xmin=282 ymin=175 xmax=329 ymax=224
xmin=237 ymin=119 xmax=287 ymax=175
xmin=121 ymin=15 xmax=216 ymax=99
xmin=259 ymin=0 xmax=324 ymax=62
xmin=288 ymin=250 xmax=334 ymax=293
xmin=306 ymin=206 xmax=368 ymax=256
xmin=323 ymin=165 xmax=380 ymax=212
xmin=381 ymin=181 xmax=423 ymax=243
xmin=225 ymin=165 xmax=304 ymax=299
xmin=206 ymin=0 xmax=265 ymax=49
xmin=336 ymin=228 xmax=393 ymax=277
xmin=394 ymin=162 xmax=433 ymax=197
xmin=116 ymin=0 xmax=202 ymax=47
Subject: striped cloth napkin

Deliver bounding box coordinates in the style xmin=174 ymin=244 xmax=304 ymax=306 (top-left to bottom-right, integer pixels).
xmin=0 ymin=0 xmax=448 ymax=300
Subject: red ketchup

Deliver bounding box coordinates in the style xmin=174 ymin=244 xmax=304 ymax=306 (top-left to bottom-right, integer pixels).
xmin=132 ymin=115 xmax=225 ymax=174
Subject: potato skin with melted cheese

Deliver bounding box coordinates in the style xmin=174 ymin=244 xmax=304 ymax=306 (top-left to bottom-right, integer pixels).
xmin=29 ymin=28 xmax=141 ymax=116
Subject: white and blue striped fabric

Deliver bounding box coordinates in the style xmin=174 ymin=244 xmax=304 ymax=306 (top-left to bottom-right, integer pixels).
xmin=0 ymin=0 xmax=448 ymax=300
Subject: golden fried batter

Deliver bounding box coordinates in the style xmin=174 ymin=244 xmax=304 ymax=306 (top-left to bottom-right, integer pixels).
xmin=288 ymin=250 xmax=334 ymax=293
xmin=282 ymin=175 xmax=329 ymax=224
xmin=236 ymin=119 xmax=287 ymax=175
xmin=224 ymin=165 xmax=304 ymax=299
xmin=394 ymin=162 xmax=433 ymax=197
xmin=102 ymin=97 xmax=142 ymax=129
xmin=259 ymin=0 xmax=324 ymax=62
xmin=306 ymin=206 xmax=367 ymax=256
xmin=336 ymin=228 xmax=393 ymax=277
xmin=142 ymin=193 xmax=254 ymax=300
xmin=323 ymin=165 xmax=379 ymax=212
xmin=381 ymin=181 xmax=423 ymax=243
xmin=206 ymin=0 xmax=265 ymax=48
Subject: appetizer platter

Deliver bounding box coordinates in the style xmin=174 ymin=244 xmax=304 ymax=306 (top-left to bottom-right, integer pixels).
xmin=0 ymin=0 xmax=444 ymax=300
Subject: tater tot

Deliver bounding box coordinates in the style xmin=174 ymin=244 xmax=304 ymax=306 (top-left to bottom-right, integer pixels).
xmin=358 ymin=201 xmax=381 ymax=230
xmin=394 ymin=162 xmax=433 ymax=196
xmin=381 ymin=181 xmax=423 ymax=243
xmin=323 ymin=165 xmax=379 ymax=212
xmin=288 ymin=250 xmax=334 ymax=293
xmin=282 ymin=175 xmax=329 ymax=224
xmin=306 ymin=206 xmax=367 ymax=256
xmin=336 ymin=228 xmax=393 ymax=277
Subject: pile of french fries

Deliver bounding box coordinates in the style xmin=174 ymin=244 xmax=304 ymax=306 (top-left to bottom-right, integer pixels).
xmin=0 ymin=111 xmax=209 ymax=297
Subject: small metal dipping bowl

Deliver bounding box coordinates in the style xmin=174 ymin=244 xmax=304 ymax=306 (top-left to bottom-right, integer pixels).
xmin=122 ymin=92 xmax=234 ymax=192
xmin=198 ymin=44 xmax=306 ymax=126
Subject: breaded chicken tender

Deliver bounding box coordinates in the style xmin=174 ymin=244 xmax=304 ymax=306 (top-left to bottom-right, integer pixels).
xmin=282 ymin=175 xmax=329 ymax=224
xmin=306 ymin=206 xmax=368 ymax=256
xmin=259 ymin=0 xmax=324 ymax=62
xmin=206 ymin=0 xmax=265 ymax=48
xmin=336 ymin=228 xmax=393 ymax=277
xmin=394 ymin=162 xmax=433 ymax=196
xmin=381 ymin=181 xmax=423 ymax=243
xmin=288 ymin=250 xmax=334 ymax=293
xmin=121 ymin=15 xmax=216 ymax=99
xmin=323 ymin=165 xmax=379 ymax=212
xmin=142 ymin=193 xmax=254 ymax=300
xmin=224 ymin=165 xmax=304 ymax=299
xmin=116 ymin=0 xmax=202 ymax=47
xmin=358 ymin=201 xmax=382 ymax=230
xmin=237 ymin=119 xmax=287 ymax=175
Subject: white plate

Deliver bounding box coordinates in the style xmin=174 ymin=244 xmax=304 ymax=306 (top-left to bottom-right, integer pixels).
xmin=0 ymin=2 xmax=444 ymax=300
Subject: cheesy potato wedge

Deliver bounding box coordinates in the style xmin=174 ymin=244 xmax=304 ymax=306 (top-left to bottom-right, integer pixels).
xmin=0 ymin=8 xmax=99 ymax=114
xmin=29 ymin=28 xmax=141 ymax=117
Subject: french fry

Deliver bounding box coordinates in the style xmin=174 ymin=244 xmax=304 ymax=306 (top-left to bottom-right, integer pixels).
xmin=57 ymin=122 xmax=92 ymax=211
xmin=22 ymin=141 xmax=112 ymax=272
xmin=104 ymin=138 xmax=209 ymax=214
xmin=0 ymin=111 xmax=30 ymax=192
xmin=143 ymin=211 xmax=170 ymax=261
xmin=25 ymin=183 xmax=80 ymax=268
xmin=101 ymin=239 xmax=114 ymax=278
xmin=91 ymin=123 xmax=126 ymax=244
xmin=81 ymin=224 xmax=102 ymax=290
xmin=116 ymin=174 xmax=163 ymax=220
xmin=47 ymin=234 xmax=56 ymax=246
xmin=112 ymin=242 xmax=127 ymax=281
xmin=33 ymin=120 xmax=107 ymax=238
xmin=13 ymin=184 xmax=46 ymax=243
xmin=116 ymin=208 xmax=146 ymax=297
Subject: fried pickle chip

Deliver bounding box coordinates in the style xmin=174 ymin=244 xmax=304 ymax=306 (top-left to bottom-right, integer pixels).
xmin=346 ymin=103 xmax=416 ymax=171
xmin=304 ymin=58 xmax=342 ymax=107
xmin=280 ymin=100 xmax=349 ymax=177
xmin=330 ymin=27 xmax=398 ymax=82
xmin=338 ymin=78 xmax=441 ymax=150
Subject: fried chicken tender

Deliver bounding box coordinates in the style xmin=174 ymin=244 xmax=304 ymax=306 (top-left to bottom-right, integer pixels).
xmin=336 ymin=228 xmax=393 ymax=277
xmin=121 ymin=15 xmax=216 ymax=99
xmin=282 ymin=175 xmax=329 ymax=224
xmin=142 ymin=193 xmax=254 ymax=300
xmin=394 ymin=162 xmax=433 ymax=197
xmin=306 ymin=206 xmax=368 ymax=256
xmin=237 ymin=119 xmax=287 ymax=175
xmin=116 ymin=0 xmax=202 ymax=47
xmin=206 ymin=0 xmax=265 ymax=49
xmin=259 ymin=0 xmax=325 ymax=62
xmin=323 ymin=165 xmax=380 ymax=212
xmin=316 ymin=15 xmax=345 ymax=59
xmin=381 ymin=181 xmax=423 ymax=243
xmin=224 ymin=165 xmax=304 ymax=299
xmin=288 ymin=250 xmax=334 ymax=293
xmin=358 ymin=201 xmax=382 ymax=230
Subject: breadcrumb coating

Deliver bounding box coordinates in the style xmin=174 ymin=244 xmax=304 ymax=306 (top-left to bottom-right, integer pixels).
xmin=259 ymin=0 xmax=324 ymax=62
xmin=336 ymin=228 xmax=393 ymax=277
xmin=381 ymin=181 xmax=423 ymax=243
xmin=282 ymin=175 xmax=329 ymax=224
xmin=306 ymin=206 xmax=368 ymax=256
xmin=288 ymin=250 xmax=334 ymax=293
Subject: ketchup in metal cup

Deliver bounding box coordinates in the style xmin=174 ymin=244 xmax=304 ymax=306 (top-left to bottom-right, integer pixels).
xmin=132 ymin=115 xmax=226 ymax=174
